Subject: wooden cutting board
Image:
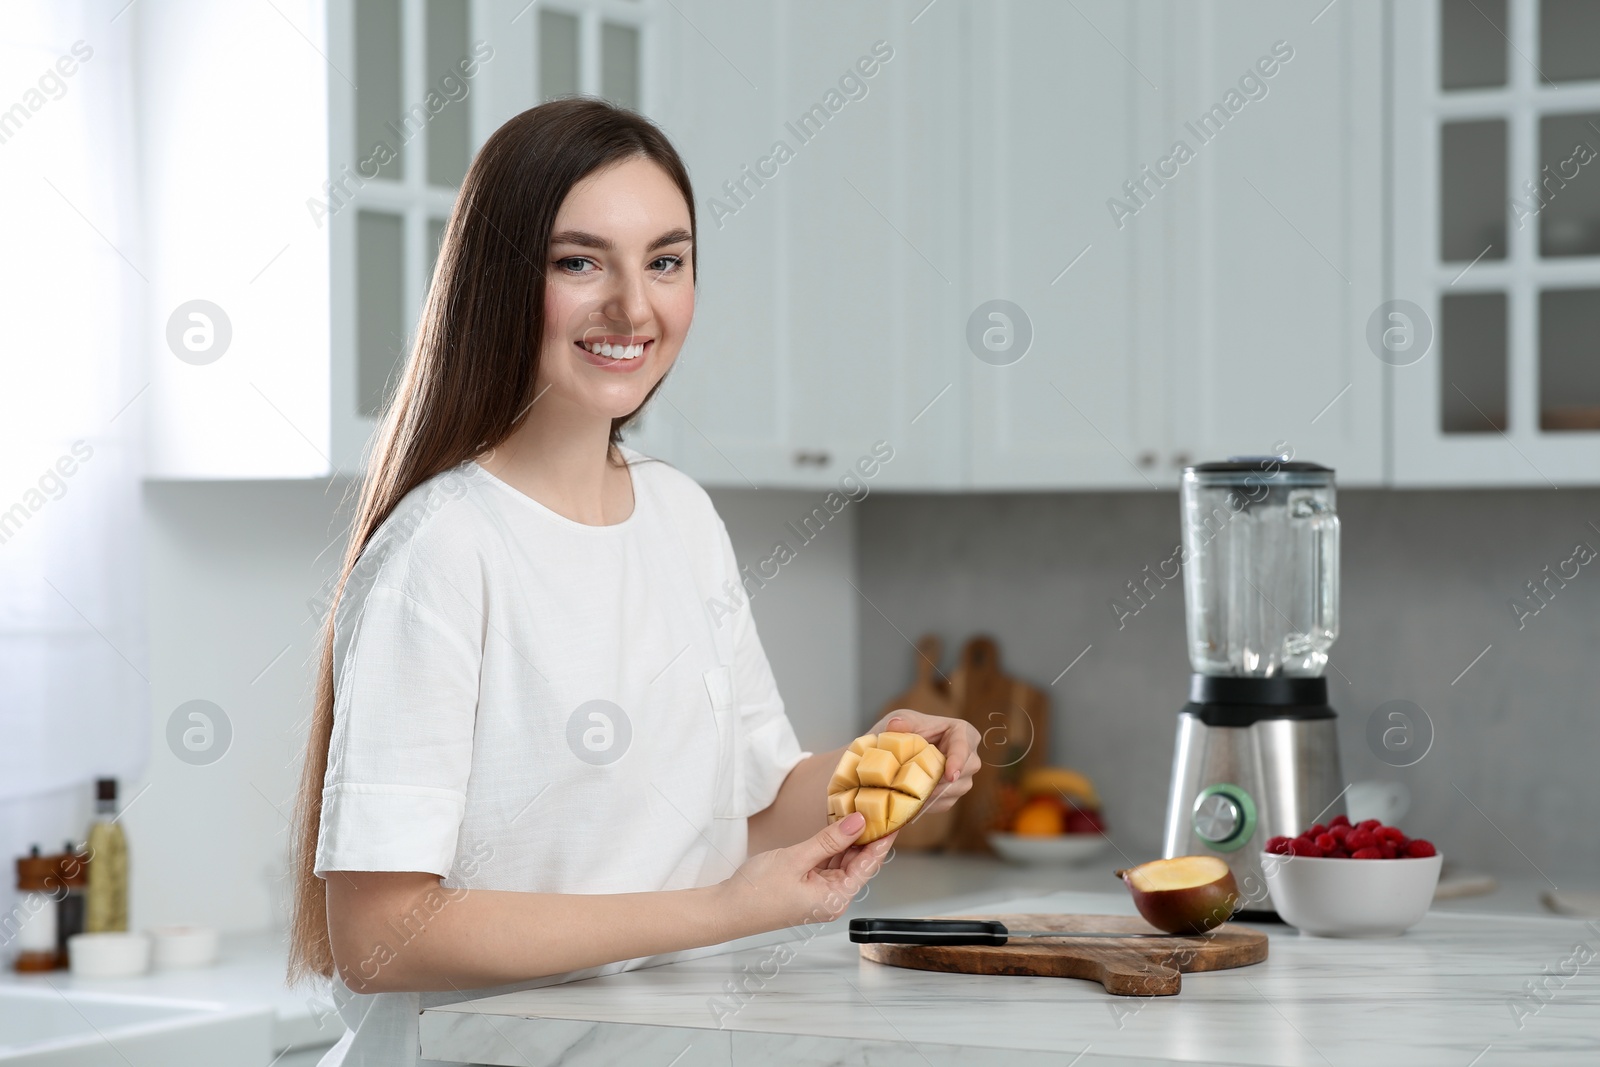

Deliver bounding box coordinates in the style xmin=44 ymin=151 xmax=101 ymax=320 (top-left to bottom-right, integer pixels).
xmin=946 ymin=636 xmax=1050 ymax=851
xmin=880 ymin=634 xmax=953 ymax=720
xmin=858 ymin=914 xmax=1267 ymax=996
xmin=874 ymin=635 xmax=958 ymax=850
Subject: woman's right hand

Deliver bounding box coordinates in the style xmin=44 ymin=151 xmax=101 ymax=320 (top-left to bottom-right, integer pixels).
xmin=719 ymin=811 xmax=896 ymax=937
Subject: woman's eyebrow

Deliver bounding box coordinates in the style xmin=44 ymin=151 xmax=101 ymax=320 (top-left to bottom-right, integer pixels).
xmin=649 ymin=228 xmax=694 ymax=251
xmin=550 ymin=228 xmax=693 ymax=252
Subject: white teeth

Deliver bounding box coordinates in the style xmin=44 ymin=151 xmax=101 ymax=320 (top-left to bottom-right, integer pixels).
xmin=581 ymin=340 xmax=644 ymax=360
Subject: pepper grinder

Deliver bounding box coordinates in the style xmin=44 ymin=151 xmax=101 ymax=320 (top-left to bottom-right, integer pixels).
xmin=14 ymin=847 xmax=60 ymax=972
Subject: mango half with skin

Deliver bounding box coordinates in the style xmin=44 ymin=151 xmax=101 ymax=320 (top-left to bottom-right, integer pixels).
xmin=827 ymin=732 xmax=946 ymax=844
xmin=1116 ymin=855 xmax=1241 ymax=935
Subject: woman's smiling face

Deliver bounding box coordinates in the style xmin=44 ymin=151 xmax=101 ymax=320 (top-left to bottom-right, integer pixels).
xmin=536 ymin=155 xmax=695 ymax=424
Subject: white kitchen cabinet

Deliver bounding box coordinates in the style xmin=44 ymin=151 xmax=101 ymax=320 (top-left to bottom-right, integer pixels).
xmin=959 ymin=0 xmax=1384 ymax=490
xmin=654 ymin=0 xmax=1387 ymax=493
xmin=145 ymin=1 xmax=1514 ymax=492
xmin=141 ymin=0 xmax=333 ymax=479
xmin=647 ymin=0 xmax=1176 ymax=493
xmin=959 ymin=0 xmax=1156 ymax=490
xmin=557 ymin=0 xmax=1390 ymax=492
xmin=1159 ymin=0 xmax=1386 ymax=487
xmin=639 ymin=0 xmax=965 ymax=490
xmin=1391 ymin=0 xmax=1600 ymax=487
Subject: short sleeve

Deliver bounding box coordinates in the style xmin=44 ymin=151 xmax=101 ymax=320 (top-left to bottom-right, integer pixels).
xmin=717 ymin=521 xmax=811 ymax=815
xmin=315 ymin=583 xmax=482 ymax=878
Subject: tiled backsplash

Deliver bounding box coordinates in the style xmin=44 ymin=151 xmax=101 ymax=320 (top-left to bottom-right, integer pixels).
xmin=856 ymin=489 xmax=1600 ymax=885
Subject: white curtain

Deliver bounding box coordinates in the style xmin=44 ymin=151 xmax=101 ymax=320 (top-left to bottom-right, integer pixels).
xmin=0 ymin=1 xmax=147 ymax=899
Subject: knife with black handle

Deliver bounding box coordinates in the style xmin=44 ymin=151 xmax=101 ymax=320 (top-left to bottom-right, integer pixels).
xmin=849 ymin=918 xmax=1190 ymax=946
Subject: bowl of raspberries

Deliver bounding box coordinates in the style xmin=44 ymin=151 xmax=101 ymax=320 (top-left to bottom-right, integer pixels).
xmin=1261 ymin=814 xmax=1442 ymax=937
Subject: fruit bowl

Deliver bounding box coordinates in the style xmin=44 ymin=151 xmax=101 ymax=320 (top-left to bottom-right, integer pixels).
xmin=987 ymin=831 xmax=1110 ymax=866
xmin=1262 ymin=850 xmax=1443 ymax=937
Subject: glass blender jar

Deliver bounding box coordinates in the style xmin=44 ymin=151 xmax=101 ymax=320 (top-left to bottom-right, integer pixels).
xmin=1162 ymin=459 xmax=1347 ymax=918
xmin=1181 ymin=461 xmax=1340 ymax=677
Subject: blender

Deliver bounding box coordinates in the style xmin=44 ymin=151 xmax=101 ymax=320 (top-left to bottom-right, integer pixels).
xmin=1162 ymin=458 xmax=1345 ymax=919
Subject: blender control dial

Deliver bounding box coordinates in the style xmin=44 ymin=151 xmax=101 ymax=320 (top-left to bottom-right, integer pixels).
xmin=1191 ymin=784 xmax=1257 ymax=851
xmin=1194 ymin=794 xmax=1241 ymax=841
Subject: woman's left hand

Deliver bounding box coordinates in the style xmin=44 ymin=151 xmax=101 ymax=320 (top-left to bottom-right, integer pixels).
xmin=869 ymin=709 xmax=981 ymax=814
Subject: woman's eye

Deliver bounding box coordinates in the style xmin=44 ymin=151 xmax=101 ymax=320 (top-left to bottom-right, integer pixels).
xmin=651 ymin=255 xmax=684 ymax=273
xmin=556 ymin=256 xmax=596 ymax=274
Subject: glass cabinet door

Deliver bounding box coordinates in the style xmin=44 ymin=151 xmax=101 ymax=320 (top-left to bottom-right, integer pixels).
xmin=330 ymin=0 xmax=655 ymax=471
xmin=1392 ymin=0 xmax=1600 ymax=484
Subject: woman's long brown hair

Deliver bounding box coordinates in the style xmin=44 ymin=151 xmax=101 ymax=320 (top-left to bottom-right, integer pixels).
xmin=288 ymin=98 xmax=697 ymax=984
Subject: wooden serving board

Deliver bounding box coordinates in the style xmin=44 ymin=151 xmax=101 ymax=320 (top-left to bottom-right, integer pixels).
xmin=858 ymin=914 xmax=1267 ymax=996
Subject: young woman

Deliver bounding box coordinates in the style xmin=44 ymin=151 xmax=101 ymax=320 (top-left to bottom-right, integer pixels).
xmin=287 ymin=99 xmax=981 ymax=1064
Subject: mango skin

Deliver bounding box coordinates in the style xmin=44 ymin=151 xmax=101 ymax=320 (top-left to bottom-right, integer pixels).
xmin=1119 ymin=862 xmax=1241 ymax=935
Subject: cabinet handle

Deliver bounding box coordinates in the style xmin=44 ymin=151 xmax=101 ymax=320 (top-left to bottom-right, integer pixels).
xmin=1137 ymin=451 xmax=1157 ymax=469
xmin=792 ymin=449 xmax=831 ymax=468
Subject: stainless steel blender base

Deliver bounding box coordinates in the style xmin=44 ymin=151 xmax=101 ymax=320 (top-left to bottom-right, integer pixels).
xmin=1162 ymin=712 xmax=1345 ymax=916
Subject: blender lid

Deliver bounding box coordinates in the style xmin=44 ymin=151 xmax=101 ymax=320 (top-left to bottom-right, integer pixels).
xmin=1183 ymin=457 xmax=1333 ymax=486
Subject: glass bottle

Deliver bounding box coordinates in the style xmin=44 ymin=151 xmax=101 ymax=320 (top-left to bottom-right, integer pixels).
xmin=54 ymin=842 xmax=88 ymax=965
xmin=85 ymin=778 xmax=129 ymax=933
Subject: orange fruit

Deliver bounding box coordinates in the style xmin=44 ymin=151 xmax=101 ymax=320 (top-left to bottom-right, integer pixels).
xmin=1012 ymin=798 xmax=1065 ymax=836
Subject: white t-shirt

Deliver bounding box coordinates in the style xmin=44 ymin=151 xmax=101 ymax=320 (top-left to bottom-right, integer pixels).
xmin=312 ymin=450 xmax=809 ymax=1066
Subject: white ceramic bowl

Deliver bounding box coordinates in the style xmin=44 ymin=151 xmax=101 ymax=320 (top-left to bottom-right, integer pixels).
xmin=987 ymin=831 xmax=1110 ymax=865
xmin=148 ymin=925 xmax=220 ymax=969
xmin=1262 ymin=850 xmax=1443 ymax=937
xmin=67 ymin=932 xmax=151 ymax=978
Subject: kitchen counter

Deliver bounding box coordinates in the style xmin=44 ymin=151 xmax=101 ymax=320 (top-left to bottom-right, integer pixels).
xmin=0 ymin=930 xmax=340 ymax=1065
xmin=8 ymin=853 xmax=1576 ymax=1064
xmin=420 ymin=885 xmax=1600 ymax=1066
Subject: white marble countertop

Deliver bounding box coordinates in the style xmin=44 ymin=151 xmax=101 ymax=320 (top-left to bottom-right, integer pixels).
xmin=421 ymin=885 xmax=1600 ymax=1067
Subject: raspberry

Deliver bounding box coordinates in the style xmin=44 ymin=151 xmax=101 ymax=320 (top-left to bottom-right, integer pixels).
xmin=1266 ymin=835 xmax=1293 ymax=855
xmin=1314 ymin=833 xmax=1339 ymax=851
xmin=1309 ymin=823 xmax=1328 ymax=837
xmin=1345 ymin=829 xmax=1377 ymax=851
xmin=1327 ymin=825 xmax=1350 ymax=842
xmin=1286 ymin=839 xmax=1325 ymax=858
xmin=1329 ymin=814 xmax=1351 ymax=828
xmin=1377 ymin=826 xmax=1407 ymax=846
xmin=1379 ymin=842 xmax=1398 ymax=859
xmin=1326 ymin=848 xmax=1351 ymax=859
xmin=1351 ymin=847 xmax=1383 ymax=859
xmin=1358 ymin=819 xmax=1382 ymax=831
xmin=1405 ymin=839 xmax=1437 ymax=858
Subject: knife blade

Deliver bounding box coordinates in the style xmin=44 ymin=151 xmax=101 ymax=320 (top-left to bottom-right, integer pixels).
xmin=849 ymin=918 xmax=1194 ymax=946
